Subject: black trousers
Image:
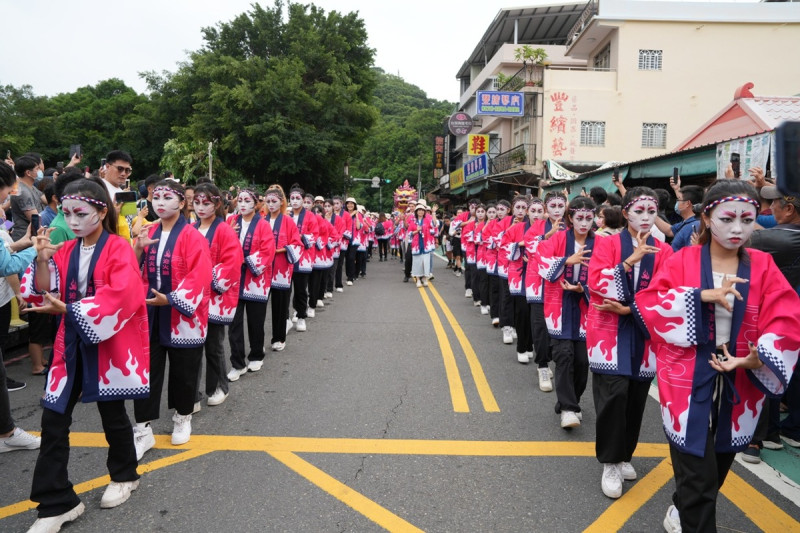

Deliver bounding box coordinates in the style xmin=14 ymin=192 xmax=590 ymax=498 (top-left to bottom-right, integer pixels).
xmin=334 ymin=253 xmax=344 ymax=288
xmin=325 ymin=262 xmax=336 ymax=292
xmin=499 ymin=278 xmax=513 ymax=327
xmin=592 ymin=373 xmax=651 ymax=463
xmin=309 ymin=269 xmax=323 ymax=307
xmin=378 ymin=239 xmax=389 ymax=259
xmin=551 ymin=338 xmax=588 ymax=414
xmin=228 ymin=299 xmax=268 ymax=370
xmin=270 ymin=288 xmax=291 ymax=344
xmin=513 ymin=295 xmax=533 ymax=354
xmin=345 ymin=246 xmax=358 ymax=282
xmin=32 ymin=352 xmax=137 ymax=518
xmin=135 ymin=319 xmax=204 ymax=422
xmin=530 ymin=303 xmax=552 ymax=368
xmin=488 ymin=274 xmax=500 ymax=319
xmin=357 ymin=250 xmax=367 ymax=276
xmin=201 ymin=323 xmax=228 ymax=397
xmin=404 ymin=243 xmax=413 ymax=277
xmin=292 ymin=271 xmax=310 ymax=318
xmin=670 ymin=429 xmax=736 ymax=533
xmin=476 ymin=269 xmax=489 ymax=305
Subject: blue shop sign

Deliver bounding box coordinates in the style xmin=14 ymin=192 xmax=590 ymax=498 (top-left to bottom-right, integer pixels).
xmin=464 ymin=154 xmax=489 ymax=183
xmin=476 ymin=91 xmax=524 ymax=116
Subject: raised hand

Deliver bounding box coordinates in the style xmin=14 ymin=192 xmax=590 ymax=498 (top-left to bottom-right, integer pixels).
xmin=566 ymin=244 xmax=591 ymax=266
xmin=701 ymin=276 xmax=747 ymax=312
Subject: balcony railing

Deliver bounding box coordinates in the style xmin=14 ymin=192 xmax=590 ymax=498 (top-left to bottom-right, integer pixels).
xmin=498 ymin=66 xmax=544 ymax=92
xmin=567 ymin=0 xmax=598 ymax=48
xmin=490 ymin=143 xmax=536 ymax=175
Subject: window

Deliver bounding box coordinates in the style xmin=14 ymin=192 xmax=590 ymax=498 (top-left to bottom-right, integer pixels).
xmin=491 ymin=77 xmax=501 ymax=91
xmin=638 ymin=49 xmax=662 ymax=70
xmin=642 ymin=123 xmax=667 ymax=148
xmin=593 ymin=43 xmax=610 ymax=70
xmin=580 ymin=121 xmax=605 ymax=146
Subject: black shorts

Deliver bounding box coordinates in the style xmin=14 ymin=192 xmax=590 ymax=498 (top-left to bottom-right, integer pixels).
xmin=28 ymin=312 xmax=56 ymax=345
xmin=451 ymin=237 xmax=463 ymax=258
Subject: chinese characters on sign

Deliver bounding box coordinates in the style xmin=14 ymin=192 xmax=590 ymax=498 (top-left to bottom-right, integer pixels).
xmin=463 ymin=154 xmax=489 ymax=183
xmin=448 ymin=112 xmax=474 ymax=136
xmin=449 ymin=167 xmax=464 ymax=190
xmin=433 ymin=135 xmax=445 ymax=170
xmin=476 ymin=91 xmax=524 ymax=116
xmin=548 ymin=92 xmax=578 ymax=160
xmin=468 ymin=134 xmax=489 ymax=156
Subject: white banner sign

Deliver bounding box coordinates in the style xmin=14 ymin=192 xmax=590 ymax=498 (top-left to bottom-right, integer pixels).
xmin=716 ymin=132 xmax=771 ymax=181
xmin=546 ymin=159 xmax=579 ymax=181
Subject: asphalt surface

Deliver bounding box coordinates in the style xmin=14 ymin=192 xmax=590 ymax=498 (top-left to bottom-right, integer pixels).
xmin=1 ymin=253 xmax=799 ymax=532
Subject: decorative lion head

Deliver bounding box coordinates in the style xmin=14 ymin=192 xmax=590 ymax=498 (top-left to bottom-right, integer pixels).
xmin=393 ymin=180 xmax=418 ymax=213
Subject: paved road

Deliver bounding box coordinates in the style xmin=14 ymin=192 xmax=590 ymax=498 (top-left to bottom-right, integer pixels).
xmin=2 ymin=254 xmax=799 ymax=532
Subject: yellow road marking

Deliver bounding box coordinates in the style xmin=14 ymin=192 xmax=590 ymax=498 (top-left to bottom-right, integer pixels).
xmin=721 ymin=470 xmax=800 ymax=531
xmin=427 ymin=284 xmax=500 ymax=412
xmin=583 ymin=458 xmax=675 ymax=533
xmin=270 ymin=451 xmax=424 ymax=533
xmin=0 ymin=448 xmax=211 ymax=519
xmin=417 ymin=286 xmax=469 ymax=412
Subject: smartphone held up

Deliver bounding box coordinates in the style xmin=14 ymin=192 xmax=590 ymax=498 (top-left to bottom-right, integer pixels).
xmin=776 ymin=121 xmax=800 ymax=196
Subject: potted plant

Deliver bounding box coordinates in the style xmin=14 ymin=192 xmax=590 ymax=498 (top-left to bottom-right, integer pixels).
xmin=514 ymin=45 xmax=548 ymax=87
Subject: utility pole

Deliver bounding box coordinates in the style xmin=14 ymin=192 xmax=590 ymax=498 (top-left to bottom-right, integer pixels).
xmin=208 ymin=141 xmax=214 ymax=182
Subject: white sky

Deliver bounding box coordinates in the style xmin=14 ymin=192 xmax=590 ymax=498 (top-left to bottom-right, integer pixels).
xmin=2 ymin=0 xmax=760 ymax=103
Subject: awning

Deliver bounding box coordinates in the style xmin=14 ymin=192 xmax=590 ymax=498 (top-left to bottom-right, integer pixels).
xmin=468 ymin=181 xmax=489 ymax=195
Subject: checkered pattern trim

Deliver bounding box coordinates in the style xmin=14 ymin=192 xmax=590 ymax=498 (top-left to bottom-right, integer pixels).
xmin=731 ymin=435 xmax=751 ymax=448
xmin=271 ymin=281 xmax=292 ymax=290
xmin=542 ymin=257 xmax=566 ymax=282
xmin=684 ymin=290 xmax=698 ymax=345
xmin=613 ymin=265 xmax=627 ymax=301
xmin=210 ymin=269 xmax=226 ymax=294
xmin=590 ymin=362 xmax=616 ymax=371
xmin=209 ymin=312 xmax=234 ymax=325
xmin=245 ymin=254 xmax=265 ymax=276
xmin=98 ymin=386 xmax=149 ymax=397
xmin=629 ymin=302 xmax=650 ymax=339
xmin=44 ymin=392 xmax=59 ymax=404
xmin=302 ymin=234 xmax=312 ymax=249
xmin=286 ymin=244 xmax=300 ymax=264
xmin=69 ymin=303 xmax=102 ymax=345
xmin=638 ymin=369 xmax=656 ymax=379
xmin=667 ymin=432 xmax=686 ymax=448
xmin=167 ymin=292 xmax=194 ymax=318
xmin=169 ymin=337 xmax=205 ymax=346
xmin=241 ymin=293 xmax=269 ymax=303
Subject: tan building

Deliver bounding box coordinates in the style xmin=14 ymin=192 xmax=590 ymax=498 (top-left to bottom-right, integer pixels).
xmin=447 ymin=0 xmax=800 ymax=196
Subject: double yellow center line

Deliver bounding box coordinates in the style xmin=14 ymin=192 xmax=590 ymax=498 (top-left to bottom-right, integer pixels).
xmin=417 ymin=283 xmax=499 ymax=413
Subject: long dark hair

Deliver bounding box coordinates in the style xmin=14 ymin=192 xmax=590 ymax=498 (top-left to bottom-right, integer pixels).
xmin=697 ymin=180 xmax=758 ymax=259
xmin=566 ymin=196 xmax=596 ymax=237
xmin=62 ymin=177 xmax=117 ymax=235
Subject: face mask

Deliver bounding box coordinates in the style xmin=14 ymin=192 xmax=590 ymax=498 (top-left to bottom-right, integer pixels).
xmin=238 ymin=194 xmax=256 ymax=215
xmin=528 ymin=204 xmax=545 ymax=220
xmin=708 ymin=200 xmax=756 ymax=250
xmin=571 ymin=211 xmax=594 ymax=235
xmin=289 ymin=195 xmax=303 ymax=210
xmin=193 ymin=197 xmax=216 ymax=220
xmin=152 ymin=191 xmax=182 ymax=220
xmin=35 ymin=170 xmax=44 ymax=182
xmin=674 ymin=200 xmax=683 ymax=215
xmin=626 ymin=198 xmax=659 ymax=234
xmin=62 ymin=198 xmax=102 ymax=238
xmin=547 ymin=200 xmax=566 ymax=220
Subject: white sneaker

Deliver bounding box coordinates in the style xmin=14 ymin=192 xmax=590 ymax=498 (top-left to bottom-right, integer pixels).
xmin=296 ymin=319 xmax=307 ymax=332
xmin=316 ymin=300 xmax=324 ymax=308
xmin=525 ymin=351 xmax=533 ymax=362
xmin=0 ymin=427 xmax=41 ymax=453
xmin=133 ymin=423 xmax=155 ymax=461
xmin=272 ymin=341 xmax=286 ymax=352
xmin=226 ymin=367 xmax=248 ymax=382
xmin=207 ymin=388 xmax=228 ymax=406
xmin=27 ymin=502 xmax=85 ymax=533
xmin=465 ymin=289 xmax=473 ymax=298
xmin=192 ymin=401 xmax=201 ymax=414
xmin=663 ymin=505 xmax=682 ymax=533
xmin=100 ymin=480 xmax=139 ymax=508
xmin=346 ymin=281 xmax=353 ymax=286
xmin=416 ymin=279 xmax=423 ymax=288
xmin=538 ymin=367 xmax=553 ymax=392
xmin=517 ymin=352 xmax=530 ymax=364
xmin=601 ymin=463 xmax=623 ymax=499
xmin=335 ymin=287 xmax=344 ymax=293
xmin=291 ymin=311 xmax=298 ymax=323
xmin=324 ymin=292 xmax=333 ymax=298
xmin=576 ymin=411 xmax=583 ymax=421
xmin=307 ymin=308 xmax=316 ymax=318
xmin=491 ymin=317 xmax=500 ymax=327
xmin=171 ymin=412 xmax=192 ymax=446
xmin=481 ymin=306 xmax=489 ymax=315
xmin=286 ymin=319 xmax=294 ymax=335
xmin=512 ymin=328 xmax=518 ymax=339
xmin=422 ymin=278 xmax=429 ymax=287
xmin=503 ymin=326 xmax=513 ymax=344
xmin=620 ymin=461 xmax=636 ymax=480
xmin=247 ymin=360 xmax=264 ymax=372
xmin=473 ymin=300 xmax=481 ymax=307
xmin=560 ymin=410 xmax=581 ymax=428
xmin=548 ymin=367 xmax=554 ymax=379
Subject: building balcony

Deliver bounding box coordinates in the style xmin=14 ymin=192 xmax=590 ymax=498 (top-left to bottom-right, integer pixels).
xmin=567 ymin=0 xmax=598 ymax=49
xmin=491 ymin=143 xmax=537 ymax=175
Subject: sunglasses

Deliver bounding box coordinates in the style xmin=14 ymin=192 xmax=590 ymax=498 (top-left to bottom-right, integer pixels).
xmin=111 ymin=165 xmax=132 ymax=175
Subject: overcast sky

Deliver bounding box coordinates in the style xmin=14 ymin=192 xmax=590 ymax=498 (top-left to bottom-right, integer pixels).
xmin=3 ymin=0 xmax=760 ymax=104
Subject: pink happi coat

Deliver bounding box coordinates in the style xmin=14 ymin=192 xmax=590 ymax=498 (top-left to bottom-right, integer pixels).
xmin=234 ymin=213 xmax=276 ymax=301
xmin=586 ymin=229 xmax=673 ymax=380
xmin=265 ymin=213 xmax=302 ymax=290
xmin=293 ymin=208 xmax=318 ymax=273
xmin=406 ymin=214 xmax=438 ymax=254
xmin=462 ymin=219 xmax=477 ymax=265
xmin=314 ymin=213 xmax=335 ymax=269
xmin=195 ymin=218 xmax=244 ymax=325
xmin=21 ymin=233 xmax=150 ymax=413
xmin=328 ymin=213 xmax=345 ymax=258
xmin=523 ymin=219 xmax=559 ymax=303
xmin=475 ymin=221 xmax=487 ymax=270
xmin=503 ymin=218 xmax=531 ymax=296
xmin=489 ymin=216 xmax=511 ymax=277
xmin=634 ymin=245 xmax=800 ymax=457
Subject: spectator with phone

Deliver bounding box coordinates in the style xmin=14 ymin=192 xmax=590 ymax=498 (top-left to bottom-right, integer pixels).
xmin=99 ymin=150 xmax=133 ymax=244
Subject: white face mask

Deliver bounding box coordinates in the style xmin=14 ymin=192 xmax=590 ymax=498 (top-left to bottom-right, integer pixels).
xmin=708 ymin=200 xmax=757 ymax=250
xmin=324 ymin=204 xmax=333 ymax=216
xmin=62 ymin=198 xmax=103 ymax=238
xmin=192 ymin=195 xmax=216 ymax=220
xmin=264 ymin=195 xmax=281 ymax=214
xmin=547 ymin=199 xmax=566 ymax=220
xmin=238 ymin=194 xmax=256 ymax=215
xmin=626 ymin=197 xmax=659 ymax=234
xmin=528 ymin=204 xmax=545 ymax=220
xmin=303 ymin=199 xmax=314 ymax=210
xmin=512 ymin=203 xmax=527 ymax=220
xmin=289 ymin=194 xmax=303 ymax=210
xmin=571 ymin=210 xmax=594 ymax=235
xmin=496 ymin=205 xmax=509 ymax=218
xmin=486 ymin=208 xmax=497 ymax=220
xmin=152 ymin=189 xmax=183 ymax=220
xmin=476 ymin=209 xmax=486 ymax=222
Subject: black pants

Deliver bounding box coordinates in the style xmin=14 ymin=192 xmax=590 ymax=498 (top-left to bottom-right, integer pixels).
xmin=593 ymin=373 xmax=651 ymax=463
xmin=228 ymin=299 xmax=268 ymax=370
xmin=476 ymin=269 xmax=489 ymax=305
xmin=292 ymin=271 xmax=310 ymax=317
xmin=201 ymin=323 xmax=228 ymax=397
xmin=32 ymin=352 xmax=137 ymax=518
xmin=325 ymin=262 xmax=336 ymax=292
xmin=530 ymin=303 xmax=551 ymax=368
xmin=513 ymin=295 xmax=533 ymax=354
xmin=499 ymin=278 xmax=513 ymax=327
xmin=135 ymin=321 xmax=204 ymax=422
xmin=551 ymin=338 xmax=588 ymax=414
xmin=378 ymin=239 xmax=389 ymax=259
xmin=309 ymin=269 xmax=323 ymax=307
xmin=357 ymin=250 xmax=367 ymax=276
xmin=404 ymin=243 xmax=413 ymax=278
xmin=345 ymin=246 xmax=358 ymax=282
xmin=670 ymin=429 xmax=736 ymax=533
xmin=465 ymin=263 xmax=475 ymax=292
xmin=334 ymin=253 xmax=344 ymax=289
xmin=488 ymin=274 xmax=500 ymax=319
xmin=270 ymin=288 xmax=291 ymax=344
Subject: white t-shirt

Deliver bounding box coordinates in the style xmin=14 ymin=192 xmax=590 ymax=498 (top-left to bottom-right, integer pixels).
xmin=156 ymin=231 xmax=170 ymax=290
xmin=78 ymin=244 xmax=96 ymax=297
xmin=239 ymin=219 xmax=251 ymax=246
xmin=712 ymin=271 xmax=735 ymax=347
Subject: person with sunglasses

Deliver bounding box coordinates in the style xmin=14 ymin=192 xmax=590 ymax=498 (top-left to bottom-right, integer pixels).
xmin=99 ymin=150 xmax=134 ymax=244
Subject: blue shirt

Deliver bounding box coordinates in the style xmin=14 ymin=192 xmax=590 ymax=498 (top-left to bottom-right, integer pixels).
xmin=671 ymin=219 xmax=701 ymax=251
xmin=40 ymin=206 xmax=58 ymax=227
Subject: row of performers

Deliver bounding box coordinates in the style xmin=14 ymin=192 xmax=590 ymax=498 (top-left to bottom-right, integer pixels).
xmin=448 ymin=183 xmax=799 ymax=532
xmin=17 ymin=178 xmax=376 ymax=530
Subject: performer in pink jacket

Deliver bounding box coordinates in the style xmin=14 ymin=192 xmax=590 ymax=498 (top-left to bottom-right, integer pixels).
xmin=406 ymin=200 xmax=438 ymax=287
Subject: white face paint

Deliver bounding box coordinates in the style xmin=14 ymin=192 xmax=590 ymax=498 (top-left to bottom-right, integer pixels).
xmin=708 ymin=200 xmax=757 ymax=250
xmin=324 ymin=203 xmax=333 ymax=216
xmin=486 ymin=207 xmax=497 ymax=220
xmin=476 ymin=208 xmax=486 ymax=222
xmin=547 ymin=198 xmax=566 ymax=220
xmin=62 ymin=198 xmax=102 ymax=238
xmin=570 ymin=210 xmax=594 ymax=235
xmin=152 ymin=188 xmax=183 ymax=220
xmin=264 ymin=194 xmax=282 ymax=214
xmin=512 ymin=202 xmax=527 ymax=220
xmin=192 ymin=195 xmax=216 ymax=221
xmin=333 ymin=199 xmax=342 ymax=212
xmin=626 ymin=197 xmax=659 ymax=234
xmin=238 ymin=193 xmax=256 ymax=216
xmin=496 ymin=205 xmax=509 ymax=218
xmin=289 ymin=193 xmax=303 ymax=210
xmin=302 ymin=198 xmax=313 ymax=210
xmin=528 ymin=203 xmax=545 ymax=220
